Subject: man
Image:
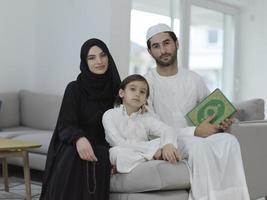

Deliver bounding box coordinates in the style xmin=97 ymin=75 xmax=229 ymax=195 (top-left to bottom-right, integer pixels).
xmin=144 ymin=23 xmax=232 ymax=137
xmin=144 ymin=23 xmax=250 ymax=200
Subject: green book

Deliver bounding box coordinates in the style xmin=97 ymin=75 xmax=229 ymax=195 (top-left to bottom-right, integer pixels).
xmin=186 ymin=88 xmax=237 ymax=126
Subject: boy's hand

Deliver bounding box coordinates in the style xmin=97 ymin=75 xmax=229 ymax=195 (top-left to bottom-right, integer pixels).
xmin=162 ymin=144 xmax=181 ymax=164
xmin=153 ymin=148 xmax=162 ymax=160
xmin=194 ymin=114 xmax=220 ymax=137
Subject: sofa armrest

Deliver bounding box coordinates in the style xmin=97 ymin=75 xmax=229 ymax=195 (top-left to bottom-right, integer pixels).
xmin=230 ymin=120 xmax=267 ymax=199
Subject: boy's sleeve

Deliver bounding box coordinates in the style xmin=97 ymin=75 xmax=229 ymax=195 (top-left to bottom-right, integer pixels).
xmin=143 ymin=115 xmax=178 ymax=148
xmin=102 ymin=111 xmax=159 ymax=154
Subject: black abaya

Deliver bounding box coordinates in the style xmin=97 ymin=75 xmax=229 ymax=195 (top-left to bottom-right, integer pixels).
xmin=40 ymin=38 xmax=121 ymax=200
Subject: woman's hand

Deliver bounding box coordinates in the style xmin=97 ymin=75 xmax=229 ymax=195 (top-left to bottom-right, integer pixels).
xmin=162 ymin=144 xmax=181 ymax=164
xmin=111 ymin=165 xmax=117 ymax=175
xmin=76 ymin=137 xmax=98 ymax=161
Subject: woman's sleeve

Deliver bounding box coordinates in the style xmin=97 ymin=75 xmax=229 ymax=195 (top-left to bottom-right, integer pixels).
xmin=57 ymin=82 xmax=85 ymax=144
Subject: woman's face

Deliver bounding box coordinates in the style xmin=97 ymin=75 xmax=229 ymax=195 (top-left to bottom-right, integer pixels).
xmin=87 ymin=45 xmax=109 ymax=74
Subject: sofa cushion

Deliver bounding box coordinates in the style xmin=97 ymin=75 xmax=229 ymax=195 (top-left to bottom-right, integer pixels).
xmin=110 ymin=190 xmax=189 ymax=200
xmin=233 ymin=99 xmax=265 ymax=121
xmin=13 ymin=131 xmax=52 ymax=155
xmin=0 ymin=126 xmax=38 ymax=139
xmin=8 ymin=153 xmax=47 ymax=171
xmin=110 ymin=160 xmax=190 ymax=193
xmin=0 ymin=92 xmax=20 ymax=128
xmin=20 ymin=90 xmax=62 ymax=130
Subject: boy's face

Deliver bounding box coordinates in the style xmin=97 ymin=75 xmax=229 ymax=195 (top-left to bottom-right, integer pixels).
xmin=119 ymin=81 xmax=148 ymax=110
xmin=148 ymin=32 xmax=178 ymax=67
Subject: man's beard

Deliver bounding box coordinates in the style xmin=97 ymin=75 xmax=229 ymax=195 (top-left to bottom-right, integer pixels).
xmin=154 ymin=51 xmax=177 ymax=67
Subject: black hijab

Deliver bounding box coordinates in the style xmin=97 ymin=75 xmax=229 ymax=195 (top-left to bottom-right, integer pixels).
xmin=77 ymin=38 xmax=121 ymax=104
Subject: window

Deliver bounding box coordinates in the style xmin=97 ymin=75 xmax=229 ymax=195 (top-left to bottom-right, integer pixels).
xmin=189 ymin=6 xmax=224 ymax=90
xmin=208 ymin=30 xmax=218 ymax=44
xmin=188 ymin=2 xmax=237 ymax=98
xmin=129 ymin=0 xmax=181 ymax=75
xmin=130 ymin=0 xmax=238 ymax=99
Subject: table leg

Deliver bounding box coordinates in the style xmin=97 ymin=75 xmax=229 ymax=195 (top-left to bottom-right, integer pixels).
xmin=22 ymin=151 xmax=31 ymax=200
xmin=1 ymin=158 xmax=9 ymax=192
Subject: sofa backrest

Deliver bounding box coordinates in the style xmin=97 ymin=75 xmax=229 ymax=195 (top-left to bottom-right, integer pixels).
xmin=0 ymin=92 xmax=20 ymax=128
xmin=20 ymin=90 xmax=63 ymax=130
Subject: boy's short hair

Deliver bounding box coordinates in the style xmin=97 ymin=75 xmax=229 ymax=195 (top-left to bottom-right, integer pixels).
xmin=114 ymin=74 xmax=150 ymax=106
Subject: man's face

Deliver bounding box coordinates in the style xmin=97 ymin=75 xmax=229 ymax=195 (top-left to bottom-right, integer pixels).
xmin=148 ymin=32 xmax=178 ymax=67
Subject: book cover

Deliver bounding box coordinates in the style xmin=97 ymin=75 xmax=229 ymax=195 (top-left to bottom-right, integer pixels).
xmin=186 ymin=88 xmax=237 ymax=126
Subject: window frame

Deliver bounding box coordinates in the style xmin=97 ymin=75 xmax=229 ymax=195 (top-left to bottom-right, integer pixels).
xmin=179 ymin=0 xmax=239 ymax=99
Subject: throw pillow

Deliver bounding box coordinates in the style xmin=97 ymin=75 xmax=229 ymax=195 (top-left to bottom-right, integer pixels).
xmin=233 ymin=98 xmax=265 ymax=121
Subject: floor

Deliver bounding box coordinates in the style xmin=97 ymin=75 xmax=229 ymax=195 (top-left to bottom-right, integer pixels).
xmin=1 ymin=178 xmax=266 ymax=200
xmin=0 ymin=166 xmax=266 ymax=200
xmin=0 ymin=177 xmax=41 ymax=199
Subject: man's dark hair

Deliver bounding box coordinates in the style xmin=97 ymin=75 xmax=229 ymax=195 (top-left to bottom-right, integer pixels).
xmin=114 ymin=74 xmax=150 ymax=106
xmin=147 ymin=31 xmax=177 ymax=50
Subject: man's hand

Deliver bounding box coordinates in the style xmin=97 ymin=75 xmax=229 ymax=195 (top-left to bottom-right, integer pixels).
xmin=76 ymin=137 xmax=98 ymax=161
xmin=219 ymin=117 xmax=234 ymax=131
xmin=162 ymin=144 xmax=181 ymax=164
xmin=194 ymin=114 xmax=220 ymax=137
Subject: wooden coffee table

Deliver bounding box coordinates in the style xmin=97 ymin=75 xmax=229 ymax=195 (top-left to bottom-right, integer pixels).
xmin=0 ymin=138 xmax=41 ymax=200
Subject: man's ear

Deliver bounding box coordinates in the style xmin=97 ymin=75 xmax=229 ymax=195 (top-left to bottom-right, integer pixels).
xmin=176 ymin=40 xmax=179 ymax=49
xmin=147 ymin=48 xmax=152 ymax=56
xmin=118 ymin=89 xmax=124 ymax=98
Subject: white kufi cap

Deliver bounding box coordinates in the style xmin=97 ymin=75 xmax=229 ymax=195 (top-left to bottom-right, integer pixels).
xmin=146 ymin=23 xmax=172 ymax=41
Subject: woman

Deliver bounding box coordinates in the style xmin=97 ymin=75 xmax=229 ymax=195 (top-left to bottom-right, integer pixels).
xmin=40 ymin=38 xmax=121 ymax=200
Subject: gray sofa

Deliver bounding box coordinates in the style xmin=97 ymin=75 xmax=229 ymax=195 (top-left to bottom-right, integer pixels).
xmin=0 ymin=90 xmax=62 ymax=170
xmin=0 ymin=90 xmax=266 ymax=200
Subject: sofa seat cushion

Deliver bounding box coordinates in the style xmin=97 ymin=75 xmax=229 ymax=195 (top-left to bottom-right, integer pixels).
xmin=12 ymin=132 xmax=52 ymax=155
xmin=8 ymin=153 xmax=47 ymax=171
xmin=0 ymin=126 xmax=39 ymax=138
xmin=110 ymin=160 xmax=190 ymax=193
xmin=110 ymin=190 xmax=189 ymax=200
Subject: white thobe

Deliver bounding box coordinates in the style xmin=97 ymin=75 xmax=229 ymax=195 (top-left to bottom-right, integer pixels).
xmin=145 ymin=68 xmax=250 ymax=200
xmin=145 ymin=67 xmax=209 ymax=136
xmin=102 ymin=105 xmax=179 ymax=173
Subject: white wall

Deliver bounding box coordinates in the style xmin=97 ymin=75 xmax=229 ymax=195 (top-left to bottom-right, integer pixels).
xmin=1 ymin=0 xmax=266 ymax=115
xmin=33 ymin=0 xmax=112 ymax=94
xmin=237 ymin=0 xmax=267 ymax=108
xmin=33 ymin=0 xmax=131 ymax=94
xmin=0 ymin=0 xmax=131 ymax=95
xmin=0 ymin=0 xmax=35 ymax=92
